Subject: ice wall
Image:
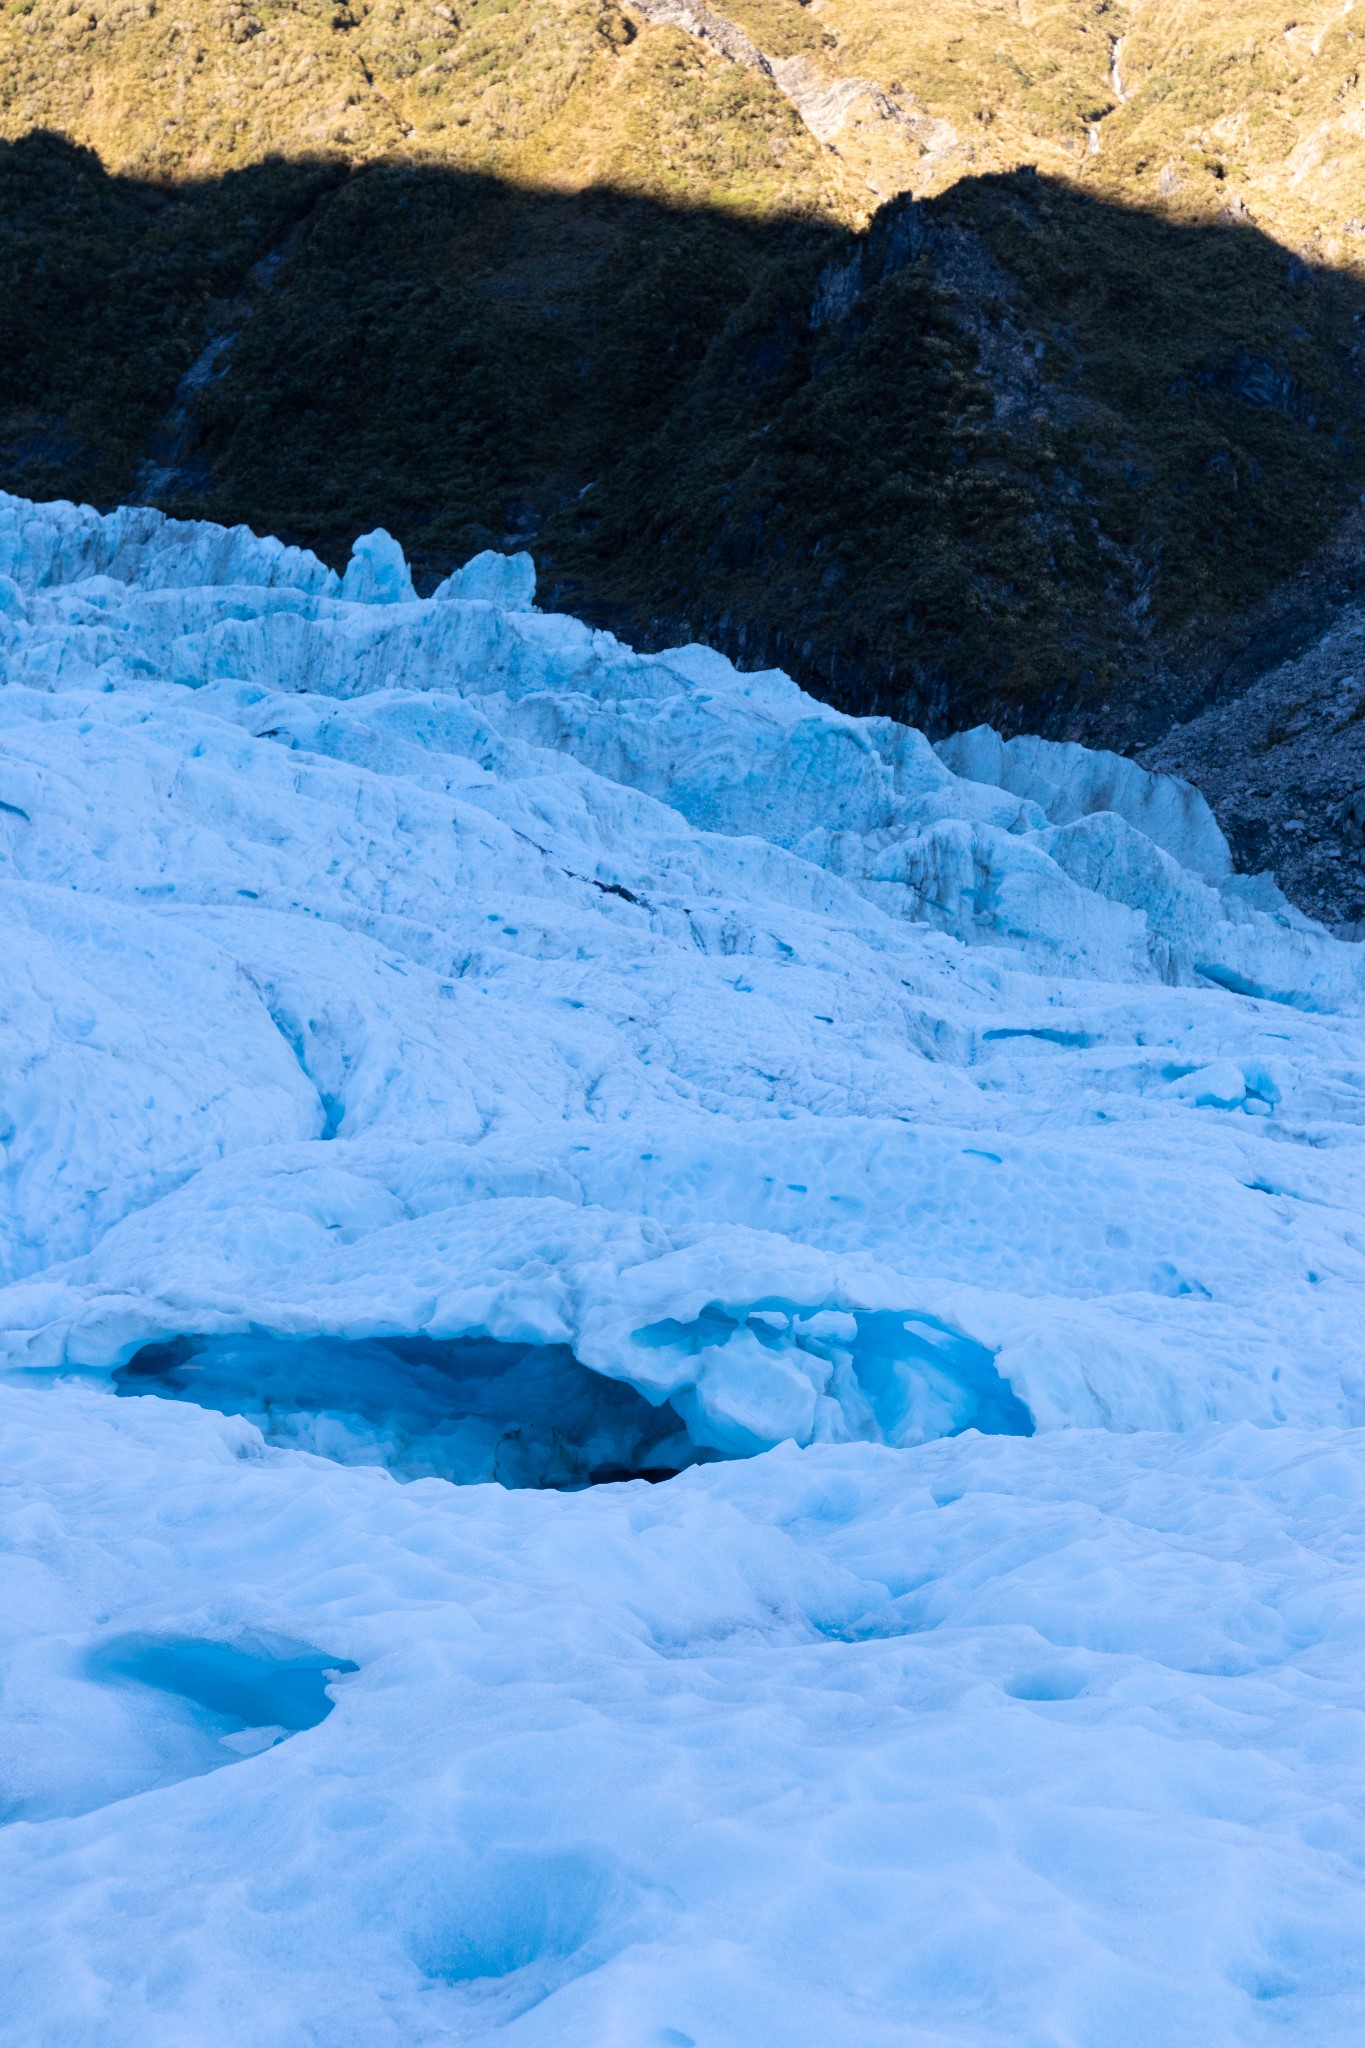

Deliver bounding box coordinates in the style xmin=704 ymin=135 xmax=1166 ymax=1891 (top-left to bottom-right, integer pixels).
xmin=2 ymin=492 xmax=1365 ymax=1470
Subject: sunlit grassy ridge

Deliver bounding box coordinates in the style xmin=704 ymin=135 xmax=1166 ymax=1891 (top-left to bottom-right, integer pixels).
xmin=719 ymin=0 xmax=1365 ymax=252
xmin=0 ymin=0 xmax=852 ymax=206
xmin=4 ymin=0 xmax=1365 ymax=727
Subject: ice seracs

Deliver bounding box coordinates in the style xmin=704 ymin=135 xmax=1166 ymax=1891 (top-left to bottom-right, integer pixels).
xmin=1 ymin=489 xmax=1363 ymax=1455
xmin=3 ymin=492 xmax=1365 ymax=2042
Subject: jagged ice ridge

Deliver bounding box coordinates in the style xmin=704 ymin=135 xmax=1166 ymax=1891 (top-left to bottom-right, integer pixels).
xmin=3 ymin=492 xmax=1365 ymax=2043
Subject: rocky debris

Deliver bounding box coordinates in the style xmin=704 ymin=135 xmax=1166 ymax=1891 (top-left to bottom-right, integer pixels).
xmin=624 ymin=0 xmax=770 ymax=77
xmin=1141 ymin=604 xmax=1365 ymax=936
xmin=623 ymin=0 xmax=953 ymax=199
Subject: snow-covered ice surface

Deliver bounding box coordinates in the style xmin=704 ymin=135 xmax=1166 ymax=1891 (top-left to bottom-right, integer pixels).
xmin=3 ymin=491 xmax=1365 ymax=2043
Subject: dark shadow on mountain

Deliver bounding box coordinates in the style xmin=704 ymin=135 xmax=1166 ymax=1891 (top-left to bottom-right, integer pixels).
xmin=5 ymin=125 xmax=1365 ymax=739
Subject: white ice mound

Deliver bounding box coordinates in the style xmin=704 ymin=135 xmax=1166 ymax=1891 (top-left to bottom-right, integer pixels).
xmin=433 ymin=547 xmax=536 ymax=610
xmin=339 ymin=528 xmax=417 ymax=606
xmin=936 ymin=724 xmax=1234 ymax=882
xmin=0 ymin=491 xmax=338 ymax=598
xmin=2 ymin=488 xmax=1365 ymax=1467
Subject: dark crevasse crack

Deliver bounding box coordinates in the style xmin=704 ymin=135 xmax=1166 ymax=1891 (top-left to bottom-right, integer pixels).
xmin=561 ymin=867 xmax=645 ymax=907
xmin=114 ymin=1333 xmax=711 ymax=1489
xmin=241 ymin=973 xmax=350 ymax=1140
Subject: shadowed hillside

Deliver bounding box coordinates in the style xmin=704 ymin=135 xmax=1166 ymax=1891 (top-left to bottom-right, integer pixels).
xmin=5 ymin=128 xmax=1365 ymax=738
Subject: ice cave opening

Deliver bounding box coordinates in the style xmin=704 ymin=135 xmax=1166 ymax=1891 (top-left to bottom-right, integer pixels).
xmin=109 ymin=1311 xmax=1034 ymax=1488
xmin=113 ymin=1332 xmax=713 ymax=1489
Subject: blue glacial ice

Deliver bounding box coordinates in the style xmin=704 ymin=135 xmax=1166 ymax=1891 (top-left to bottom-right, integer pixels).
xmin=3 ymin=491 xmax=1365 ymax=2043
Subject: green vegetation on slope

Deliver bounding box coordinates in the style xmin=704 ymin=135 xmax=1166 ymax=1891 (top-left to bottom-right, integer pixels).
xmin=4 ymin=0 xmax=1365 ymax=731
xmin=560 ymin=169 xmax=1365 ymax=725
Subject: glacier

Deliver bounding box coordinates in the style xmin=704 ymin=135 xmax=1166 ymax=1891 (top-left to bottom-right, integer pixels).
xmin=3 ymin=489 xmax=1365 ymax=2042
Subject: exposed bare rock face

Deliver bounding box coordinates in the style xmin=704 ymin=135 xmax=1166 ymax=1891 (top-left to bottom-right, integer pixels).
xmin=1143 ymin=599 xmax=1365 ymax=936
xmin=624 ymin=0 xmax=962 ymax=200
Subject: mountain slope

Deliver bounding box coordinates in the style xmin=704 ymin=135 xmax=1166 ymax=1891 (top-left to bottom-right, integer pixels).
xmin=5 ymin=0 xmax=1365 ymax=810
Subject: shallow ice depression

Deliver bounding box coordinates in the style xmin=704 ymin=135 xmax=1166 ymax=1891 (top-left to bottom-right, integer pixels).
xmin=3 ymin=1630 xmax=357 ymax=1826
xmin=20 ymin=1308 xmax=1030 ymax=1834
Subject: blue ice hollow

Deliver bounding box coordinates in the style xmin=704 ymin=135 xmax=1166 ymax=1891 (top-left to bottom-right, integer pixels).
xmin=86 ymin=1633 xmax=357 ymax=1734
xmin=632 ymin=1305 xmax=1033 ymax=1447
